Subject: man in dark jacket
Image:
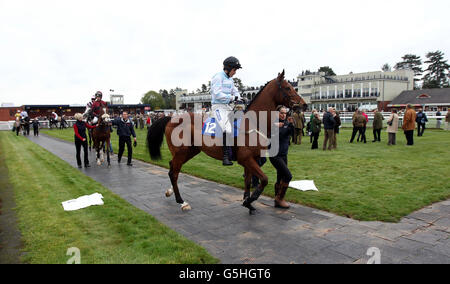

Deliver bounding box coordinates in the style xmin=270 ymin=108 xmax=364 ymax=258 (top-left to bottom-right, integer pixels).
xmin=32 ymin=118 xmax=40 ymax=136
xmin=331 ymin=108 xmax=341 ymax=149
xmin=322 ymin=108 xmax=336 ymax=151
xmin=112 ymin=112 xmax=137 ymax=166
xmin=416 ymin=108 xmax=428 ymax=137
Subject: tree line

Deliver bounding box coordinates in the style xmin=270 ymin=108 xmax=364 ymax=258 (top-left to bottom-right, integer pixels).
xmin=381 ymin=50 xmax=449 ymax=89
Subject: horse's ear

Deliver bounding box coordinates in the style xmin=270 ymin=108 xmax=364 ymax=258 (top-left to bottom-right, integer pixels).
xmin=277 ymin=70 xmax=285 ymax=82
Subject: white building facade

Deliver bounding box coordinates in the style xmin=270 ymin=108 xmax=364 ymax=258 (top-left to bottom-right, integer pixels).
xmin=298 ymin=69 xmax=414 ymax=111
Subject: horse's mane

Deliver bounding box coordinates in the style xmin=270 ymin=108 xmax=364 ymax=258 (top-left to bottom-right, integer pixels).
xmin=244 ymin=80 xmax=273 ymax=112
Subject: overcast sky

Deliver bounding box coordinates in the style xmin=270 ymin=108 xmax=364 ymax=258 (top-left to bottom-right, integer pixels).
xmin=1 ymin=0 xmax=449 ymax=106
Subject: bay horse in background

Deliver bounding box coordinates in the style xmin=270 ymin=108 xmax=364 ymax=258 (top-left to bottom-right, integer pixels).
xmin=92 ymin=108 xmax=111 ymax=167
xmin=146 ymin=70 xmax=307 ymax=214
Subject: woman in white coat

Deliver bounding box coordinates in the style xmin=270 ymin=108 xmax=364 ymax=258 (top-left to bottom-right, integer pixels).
xmin=387 ymin=109 xmax=399 ymax=146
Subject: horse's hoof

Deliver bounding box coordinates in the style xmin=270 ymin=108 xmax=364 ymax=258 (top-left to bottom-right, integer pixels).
xmin=165 ymin=188 xmax=174 ymax=197
xmin=181 ymin=202 xmax=191 ymax=211
xmin=242 ymin=199 xmax=256 ymax=213
xmin=249 ymin=209 xmax=257 ymax=215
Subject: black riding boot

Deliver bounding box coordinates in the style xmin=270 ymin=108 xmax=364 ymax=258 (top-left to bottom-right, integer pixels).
xmin=222 ymin=135 xmax=233 ymax=166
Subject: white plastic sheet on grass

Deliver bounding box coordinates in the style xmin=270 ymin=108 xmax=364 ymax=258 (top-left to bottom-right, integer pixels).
xmin=289 ymin=180 xmax=319 ymax=192
xmin=62 ymin=193 xmax=104 ymax=211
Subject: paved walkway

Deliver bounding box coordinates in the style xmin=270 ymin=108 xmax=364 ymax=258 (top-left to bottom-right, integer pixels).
xmin=28 ymin=135 xmax=450 ymax=264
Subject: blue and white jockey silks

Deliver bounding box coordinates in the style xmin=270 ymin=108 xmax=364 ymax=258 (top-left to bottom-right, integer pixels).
xmin=210 ymin=71 xmax=241 ymax=134
xmin=20 ymin=110 xmax=28 ymax=118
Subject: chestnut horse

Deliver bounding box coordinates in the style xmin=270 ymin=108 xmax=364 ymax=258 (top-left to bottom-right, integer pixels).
xmin=92 ymin=110 xmax=111 ymax=167
xmin=146 ymin=71 xmax=307 ymax=214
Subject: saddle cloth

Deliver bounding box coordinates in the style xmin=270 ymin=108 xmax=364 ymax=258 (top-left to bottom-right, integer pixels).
xmin=202 ymin=117 xmax=242 ymax=137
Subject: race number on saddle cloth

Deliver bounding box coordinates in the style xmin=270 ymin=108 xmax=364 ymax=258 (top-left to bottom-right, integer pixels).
xmin=202 ymin=117 xmax=242 ymax=137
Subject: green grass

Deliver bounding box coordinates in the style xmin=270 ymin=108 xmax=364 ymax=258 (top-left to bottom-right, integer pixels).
xmin=0 ymin=132 xmax=218 ymax=264
xmin=41 ymin=126 xmax=450 ymax=222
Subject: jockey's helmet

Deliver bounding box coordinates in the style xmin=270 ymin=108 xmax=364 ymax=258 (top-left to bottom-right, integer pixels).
xmin=223 ymin=56 xmax=242 ymax=72
xmin=95 ymin=91 xmax=103 ymax=98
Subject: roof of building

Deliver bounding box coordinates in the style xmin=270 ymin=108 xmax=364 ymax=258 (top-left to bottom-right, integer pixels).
xmin=389 ymin=88 xmax=450 ymax=106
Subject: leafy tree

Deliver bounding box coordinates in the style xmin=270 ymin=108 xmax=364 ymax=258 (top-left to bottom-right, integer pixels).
xmin=381 ymin=63 xmax=391 ymax=72
xmin=141 ymin=90 xmax=165 ymax=110
xmin=318 ymin=66 xmax=336 ymax=76
xmin=233 ymin=77 xmax=246 ymax=92
xmin=394 ymin=54 xmax=423 ymax=88
xmin=422 ymin=50 xmax=450 ymax=89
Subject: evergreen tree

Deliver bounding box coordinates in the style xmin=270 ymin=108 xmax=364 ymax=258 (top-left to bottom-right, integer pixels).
xmin=422 ymin=50 xmax=450 ymax=89
xmin=394 ymin=54 xmax=423 ymax=88
xmin=381 ymin=63 xmax=391 ymax=72
xmin=318 ymin=66 xmax=336 ymax=76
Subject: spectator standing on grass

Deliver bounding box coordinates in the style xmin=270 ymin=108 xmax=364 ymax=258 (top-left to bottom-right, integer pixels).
xmin=73 ymin=113 xmax=96 ymax=168
xmin=386 ymin=109 xmax=399 ymax=146
xmin=292 ymin=106 xmax=304 ymax=145
xmin=350 ymin=109 xmax=359 ymax=143
xmin=446 ymin=111 xmax=450 ymax=131
xmin=322 ymin=107 xmax=336 ymax=151
xmin=331 ymin=108 xmax=341 ymax=149
xmin=357 ymin=110 xmax=369 ymax=142
xmin=311 ymin=111 xmax=322 ymax=150
xmin=372 ymin=109 xmax=384 ymax=142
xmin=402 ymin=104 xmax=417 ymax=146
xmin=112 ymin=111 xmax=137 ymax=166
xmin=436 ymin=109 xmax=442 ymax=129
xmin=350 ymin=110 xmax=366 ymax=143
xmin=416 ymin=108 xmax=428 ymax=137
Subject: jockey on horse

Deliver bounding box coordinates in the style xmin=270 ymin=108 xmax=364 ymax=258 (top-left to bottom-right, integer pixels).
xmin=88 ymin=91 xmax=108 ymax=125
xmin=211 ymin=56 xmax=243 ymax=166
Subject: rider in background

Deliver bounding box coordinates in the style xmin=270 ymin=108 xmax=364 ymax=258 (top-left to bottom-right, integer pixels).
xmin=20 ymin=109 xmax=29 ymax=119
xmin=51 ymin=111 xmax=59 ymax=122
xmin=91 ymin=91 xmax=107 ymax=125
xmin=210 ymin=56 xmax=242 ymax=166
xmin=15 ymin=110 xmax=21 ymax=120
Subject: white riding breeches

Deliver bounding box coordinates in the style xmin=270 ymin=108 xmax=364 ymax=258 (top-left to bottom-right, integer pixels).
xmin=92 ymin=117 xmax=98 ymax=124
xmin=211 ymin=104 xmax=233 ymax=134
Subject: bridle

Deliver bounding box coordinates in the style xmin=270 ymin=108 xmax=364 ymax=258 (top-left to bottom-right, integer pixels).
xmin=276 ymin=79 xmax=304 ymax=113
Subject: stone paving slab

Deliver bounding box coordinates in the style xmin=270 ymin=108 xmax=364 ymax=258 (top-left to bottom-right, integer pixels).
xmin=27 ymin=134 xmax=450 ymax=264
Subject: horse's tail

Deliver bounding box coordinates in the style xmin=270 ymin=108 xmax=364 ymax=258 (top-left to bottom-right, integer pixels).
xmin=146 ymin=116 xmax=171 ymax=160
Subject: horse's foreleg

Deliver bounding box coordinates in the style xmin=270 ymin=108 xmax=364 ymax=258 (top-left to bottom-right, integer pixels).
xmin=167 ymin=147 xmax=201 ymax=211
xmin=106 ymin=140 xmax=110 ymax=167
xmin=242 ymin=159 xmax=268 ymax=214
xmin=100 ymin=142 xmax=105 ymax=163
xmin=243 ymin=167 xmax=252 ymax=200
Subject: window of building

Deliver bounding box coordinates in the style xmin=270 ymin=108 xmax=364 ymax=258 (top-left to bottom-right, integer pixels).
xmin=363 ymin=88 xmax=370 ymax=97
xmin=345 ymin=89 xmax=352 ymax=98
